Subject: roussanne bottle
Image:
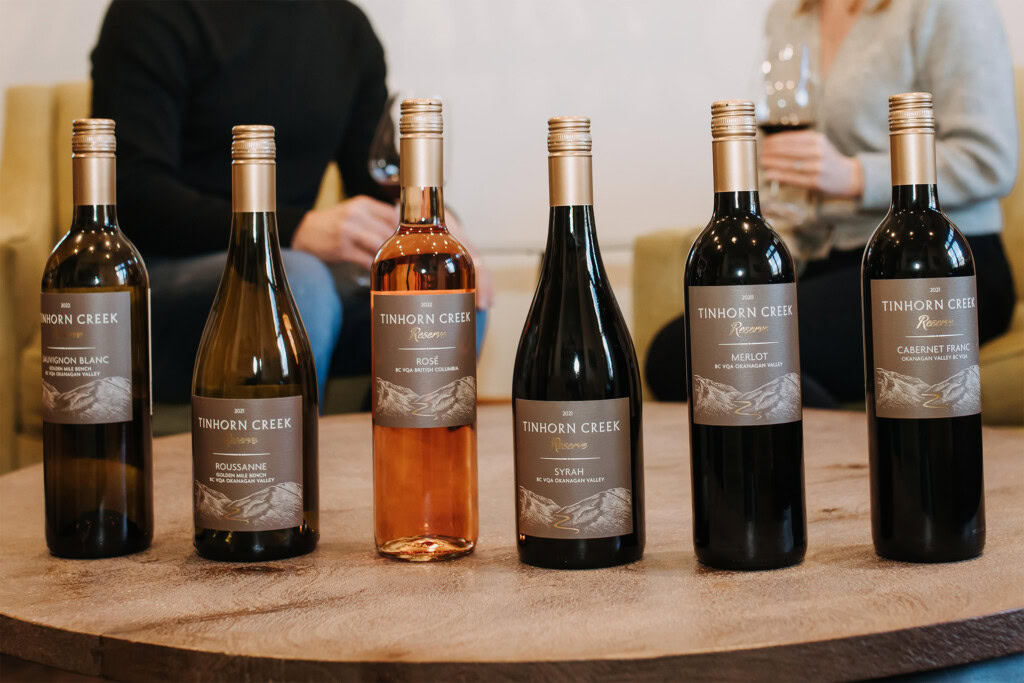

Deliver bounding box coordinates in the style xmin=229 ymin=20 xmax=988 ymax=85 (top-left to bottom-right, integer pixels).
xmin=683 ymin=100 xmax=807 ymax=570
xmin=41 ymin=119 xmax=153 ymax=558
xmin=512 ymin=117 xmax=645 ymax=569
xmin=191 ymin=126 xmax=319 ymax=562
xmin=371 ymin=99 xmax=478 ymax=561
xmin=862 ymin=93 xmax=984 ymax=563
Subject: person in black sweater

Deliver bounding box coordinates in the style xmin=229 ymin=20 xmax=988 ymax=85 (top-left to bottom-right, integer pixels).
xmin=91 ymin=0 xmax=491 ymax=405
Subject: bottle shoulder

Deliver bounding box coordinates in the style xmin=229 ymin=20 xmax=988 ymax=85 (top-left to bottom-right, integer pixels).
xmin=864 ymin=207 xmax=974 ymax=279
xmin=686 ymin=214 xmax=795 ymax=286
xmin=43 ymin=226 xmax=149 ymax=290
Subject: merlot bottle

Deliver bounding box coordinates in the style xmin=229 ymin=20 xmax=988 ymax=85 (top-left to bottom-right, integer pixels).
xmin=862 ymin=93 xmax=984 ymax=563
xmin=41 ymin=119 xmax=153 ymax=558
xmin=684 ymin=100 xmax=806 ymax=570
xmin=191 ymin=126 xmax=319 ymax=562
xmin=371 ymin=99 xmax=478 ymax=562
xmin=512 ymin=117 xmax=645 ymax=569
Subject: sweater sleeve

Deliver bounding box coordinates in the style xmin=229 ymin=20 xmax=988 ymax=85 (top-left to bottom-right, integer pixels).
xmin=914 ymin=0 xmax=1018 ymax=209
xmin=334 ymin=7 xmax=390 ymax=203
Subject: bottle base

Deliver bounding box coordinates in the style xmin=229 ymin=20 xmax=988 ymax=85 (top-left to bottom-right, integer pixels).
xmin=194 ymin=527 xmax=319 ymax=562
xmin=377 ymin=535 xmax=475 ymax=562
xmin=47 ymin=510 xmax=152 ymax=559
xmin=874 ymin=543 xmax=983 ymax=564
xmin=695 ymin=548 xmax=805 ymax=571
xmin=517 ymin=535 xmax=644 ymax=570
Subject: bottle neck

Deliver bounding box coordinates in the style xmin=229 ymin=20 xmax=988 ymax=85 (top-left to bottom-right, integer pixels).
xmin=548 ymin=155 xmax=593 ymax=208
xmin=890 ymin=130 xmax=939 ymax=210
xmin=229 ymin=162 xmax=283 ymax=282
xmin=72 ymin=156 xmax=116 ymax=208
xmin=712 ymin=138 xmax=758 ymax=195
xmin=399 ymin=135 xmax=445 ymax=228
xmin=712 ymin=190 xmax=762 ymax=217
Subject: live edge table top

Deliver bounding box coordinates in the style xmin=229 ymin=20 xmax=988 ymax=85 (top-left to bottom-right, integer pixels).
xmin=1 ymin=405 xmax=1022 ymax=682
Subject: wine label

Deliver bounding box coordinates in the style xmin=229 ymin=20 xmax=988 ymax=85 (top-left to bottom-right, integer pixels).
xmin=515 ymin=398 xmax=634 ymax=540
xmin=371 ymin=291 xmax=477 ymax=429
xmin=869 ymin=276 xmax=980 ymax=419
xmin=40 ymin=291 xmax=132 ymax=424
xmin=192 ymin=396 xmax=303 ymax=532
xmin=688 ymin=283 xmax=802 ymax=426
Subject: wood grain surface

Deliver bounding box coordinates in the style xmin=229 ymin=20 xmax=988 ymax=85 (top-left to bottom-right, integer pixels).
xmin=1 ymin=404 xmax=1022 ymax=682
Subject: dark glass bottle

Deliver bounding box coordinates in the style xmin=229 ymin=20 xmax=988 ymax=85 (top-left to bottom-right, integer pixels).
xmin=512 ymin=117 xmax=645 ymax=569
xmin=191 ymin=126 xmax=319 ymax=561
xmin=683 ymin=101 xmax=806 ymax=570
xmin=371 ymin=99 xmax=478 ymax=562
xmin=862 ymin=93 xmax=984 ymax=563
xmin=41 ymin=119 xmax=153 ymax=559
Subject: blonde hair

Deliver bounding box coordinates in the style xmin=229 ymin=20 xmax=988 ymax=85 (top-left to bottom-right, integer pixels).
xmin=797 ymin=0 xmax=892 ymax=12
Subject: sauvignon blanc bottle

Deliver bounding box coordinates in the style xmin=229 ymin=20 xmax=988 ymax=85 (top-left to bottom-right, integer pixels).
xmin=862 ymin=93 xmax=984 ymax=562
xmin=41 ymin=119 xmax=153 ymax=558
xmin=371 ymin=99 xmax=478 ymax=561
xmin=512 ymin=117 xmax=645 ymax=569
xmin=684 ymin=101 xmax=806 ymax=570
xmin=191 ymin=126 xmax=319 ymax=561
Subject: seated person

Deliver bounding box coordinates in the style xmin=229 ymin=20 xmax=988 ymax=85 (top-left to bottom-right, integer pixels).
xmin=90 ymin=0 xmax=493 ymax=405
xmin=646 ymin=0 xmax=1018 ymax=406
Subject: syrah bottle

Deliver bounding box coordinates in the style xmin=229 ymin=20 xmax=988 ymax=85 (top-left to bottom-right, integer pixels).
xmin=512 ymin=117 xmax=645 ymax=569
xmin=191 ymin=126 xmax=319 ymax=562
xmin=684 ymin=101 xmax=806 ymax=570
xmin=41 ymin=119 xmax=153 ymax=558
xmin=862 ymin=93 xmax=984 ymax=563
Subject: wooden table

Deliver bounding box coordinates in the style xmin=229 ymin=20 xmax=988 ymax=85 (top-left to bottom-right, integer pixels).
xmin=1 ymin=405 xmax=1022 ymax=681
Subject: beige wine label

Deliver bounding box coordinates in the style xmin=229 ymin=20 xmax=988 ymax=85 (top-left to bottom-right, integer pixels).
xmin=192 ymin=396 xmax=303 ymax=532
xmin=40 ymin=291 xmax=132 ymax=424
xmin=515 ymin=398 xmax=633 ymax=540
xmin=869 ymin=276 xmax=980 ymax=419
xmin=688 ymin=283 xmax=802 ymax=426
xmin=372 ymin=291 xmax=477 ymax=429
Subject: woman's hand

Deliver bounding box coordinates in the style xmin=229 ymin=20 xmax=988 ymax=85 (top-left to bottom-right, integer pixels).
xmin=292 ymin=196 xmax=396 ymax=268
xmin=761 ymin=130 xmax=864 ymax=199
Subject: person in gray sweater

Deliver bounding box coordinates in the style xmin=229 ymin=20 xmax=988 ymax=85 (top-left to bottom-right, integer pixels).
xmin=646 ymin=0 xmax=1018 ymax=406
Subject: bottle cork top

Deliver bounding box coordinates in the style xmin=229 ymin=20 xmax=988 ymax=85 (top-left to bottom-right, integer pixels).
xmin=231 ymin=125 xmax=276 ymax=162
xmin=547 ymin=117 xmax=592 ymax=156
xmin=710 ymin=100 xmax=757 ymax=140
xmin=71 ymin=119 xmax=116 ymax=157
xmin=888 ymin=92 xmax=935 ymax=134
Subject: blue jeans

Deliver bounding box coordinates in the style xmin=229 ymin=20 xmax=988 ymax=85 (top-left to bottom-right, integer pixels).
xmin=148 ymin=249 xmax=487 ymax=406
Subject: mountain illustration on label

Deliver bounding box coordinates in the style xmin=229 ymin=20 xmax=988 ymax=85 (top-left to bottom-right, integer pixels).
xmin=42 ymin=377 xmax=131 ymax=422
xmin=194 ymin=481 xmax=302 ymax=528
xmin=375 ymin=376 xmax=475 ymax=422
xmin=692 ymin=373 xmax=801 ymax=422
xmin=875 ymin=365 xmax=980 ymax=414
xmin=519 ymin=486 xmax=632 ymax=536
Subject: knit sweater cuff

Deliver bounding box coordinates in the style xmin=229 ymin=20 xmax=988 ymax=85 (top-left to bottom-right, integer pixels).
xmin=857 ymin=151 xmax=891 ymax=211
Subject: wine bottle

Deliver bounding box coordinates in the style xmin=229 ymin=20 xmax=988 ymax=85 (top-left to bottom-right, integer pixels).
xmin=41 ymin=119 xmax=153 ymax=558
xmin=512 ymin=117 xmax=645 ymax=569
xmin=862 ymin=93 xmax=984 ymax=562
xmin=371 ymin=99 xmax=478 ymax=561
xmin=191 ymin=126 xmax=319 ymax=562
xmin=683 ymin=100 xmax=807 ymax=570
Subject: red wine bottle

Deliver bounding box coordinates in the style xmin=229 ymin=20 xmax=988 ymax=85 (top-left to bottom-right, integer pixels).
xmin=684 ymin=101 xmax=807 ymax=570
xmin=861 ymin=93 xmax=984 ymax=563
xmin=512 ymin=117 xmax=645 ymax=569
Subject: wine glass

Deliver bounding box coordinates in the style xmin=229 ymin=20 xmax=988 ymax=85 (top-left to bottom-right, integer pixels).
xmin=755 ymin=39 xmax=823 ymax=260
xmin=368 ymin=92 xmax=403 ymax=203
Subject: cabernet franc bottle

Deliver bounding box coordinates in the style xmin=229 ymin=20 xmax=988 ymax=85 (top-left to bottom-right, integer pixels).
xmin=512 ymin=117 xmax=645 ymax=569
xmin=684 ymin=100 xmax=806 ymax=570
xmin=371 ymin=99 xmax=478 ymax=561
xmin=191 ymin=126 xmax=319 ymax=562
xmin=41 ymin=119 xmax=153 ymax=558
xmin=862 ymin=93 xmax=984 ymax=563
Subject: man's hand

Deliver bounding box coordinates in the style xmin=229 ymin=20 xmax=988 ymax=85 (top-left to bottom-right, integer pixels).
xmin=761 ymin=130 xmax=864 ymax=199
xmin=292 ymin=196 xmax=396 ymax=268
